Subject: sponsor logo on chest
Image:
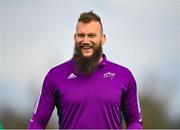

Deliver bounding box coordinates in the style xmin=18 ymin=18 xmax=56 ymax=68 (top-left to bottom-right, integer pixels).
xmin=103 ymin=72 xmax=115 ymax=79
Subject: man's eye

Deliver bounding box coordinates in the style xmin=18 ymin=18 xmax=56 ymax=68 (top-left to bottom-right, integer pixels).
xmin=77 ymin=34 xmax=85 ymax=38
xmin=88 ymin=34 xmax=96 ymax=38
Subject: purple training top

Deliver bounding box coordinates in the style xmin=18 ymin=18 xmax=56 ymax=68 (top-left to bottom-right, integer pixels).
xmin=28 ymin=54 xmax=143 ymax=129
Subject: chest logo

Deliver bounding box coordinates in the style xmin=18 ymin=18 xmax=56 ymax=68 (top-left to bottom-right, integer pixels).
xmin=103 ymin=72 xmax=115 ymax=79
xmin=67 ymin=73 xmax=77 ymax=79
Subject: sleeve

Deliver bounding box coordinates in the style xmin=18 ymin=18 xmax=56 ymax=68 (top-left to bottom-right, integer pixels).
xmin=121 ymin=70 xmax=143 ymax=129
xmin=28 ymin=71 xmax=56 ymax=129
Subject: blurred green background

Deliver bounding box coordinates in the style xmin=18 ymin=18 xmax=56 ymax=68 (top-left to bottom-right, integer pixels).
xmin=1 ymin=96 xmax=180 ymax=128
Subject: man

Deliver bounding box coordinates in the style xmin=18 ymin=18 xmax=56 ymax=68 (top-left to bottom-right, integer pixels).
xmin=28 ymin=11 xmax=143 ymax=129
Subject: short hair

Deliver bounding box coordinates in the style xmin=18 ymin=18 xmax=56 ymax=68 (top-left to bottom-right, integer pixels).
xmin=78 ymin=11 xmax=103 ymax=33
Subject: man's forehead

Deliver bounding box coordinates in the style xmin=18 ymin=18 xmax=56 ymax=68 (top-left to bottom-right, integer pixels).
xmin=76 ymin=21 xmax=102 ymax=31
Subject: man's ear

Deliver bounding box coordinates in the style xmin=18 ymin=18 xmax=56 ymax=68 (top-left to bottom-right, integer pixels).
xmin=101 ymin=34 xmax=106 ymax=45
xmin=74 ymin=34 xmax=76 ymax=41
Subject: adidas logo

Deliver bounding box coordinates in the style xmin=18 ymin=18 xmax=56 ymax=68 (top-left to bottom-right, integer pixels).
xmin=67 ymin=73 xmax=77 ymax=79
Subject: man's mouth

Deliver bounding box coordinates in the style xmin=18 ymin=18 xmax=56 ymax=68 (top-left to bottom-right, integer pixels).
xmin=80 ymin=44 xmax=93 ymax=50
xmin=82 ymin=46 xmax=92 ymax=50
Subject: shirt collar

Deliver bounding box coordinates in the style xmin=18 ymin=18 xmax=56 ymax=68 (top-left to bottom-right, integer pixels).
xmin=98 ymin=54 xmax=107 ymax=67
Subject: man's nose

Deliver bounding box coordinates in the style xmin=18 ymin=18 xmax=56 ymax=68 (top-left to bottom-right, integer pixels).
xmin=82 ymin=35 xmax=89 ymax=43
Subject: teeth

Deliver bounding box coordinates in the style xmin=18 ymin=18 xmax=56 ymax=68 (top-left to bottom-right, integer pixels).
xmin=82 ymin=47 xmax=91 ymax=50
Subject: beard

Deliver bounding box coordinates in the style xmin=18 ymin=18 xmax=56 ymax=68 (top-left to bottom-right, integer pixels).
xmin=73 ymin=42 xmax=103 ymax=75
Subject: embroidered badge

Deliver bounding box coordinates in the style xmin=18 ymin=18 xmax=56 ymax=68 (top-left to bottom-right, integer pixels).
xmin=103 ymin=72 xmax=115 ymax=79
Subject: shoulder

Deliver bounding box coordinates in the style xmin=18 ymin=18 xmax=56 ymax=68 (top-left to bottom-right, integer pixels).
xmin=106 ymin=60 xmax=137 ymax=91
xmin=46 ymin=59 xmax=74 ymax=80
xmin=40 ymin=59 xmax=74 ymax=91
xmin=106 ymin=60 xmax=132 ymax=76
xmin=105 ymin=60 xmax=136 ymax=84
xmin=51 ymin=59 xmax=73 ymax=72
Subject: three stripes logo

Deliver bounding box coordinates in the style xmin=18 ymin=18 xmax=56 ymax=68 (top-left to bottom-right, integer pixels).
xmin=67 ymin=73 xmax=77 ymax=79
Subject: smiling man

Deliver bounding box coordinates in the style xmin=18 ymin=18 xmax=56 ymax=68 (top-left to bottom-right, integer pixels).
xmin=73 ymin=14 xmax=106 ymax=75
xmin=28 ymin=11 xmax=143 ymax=129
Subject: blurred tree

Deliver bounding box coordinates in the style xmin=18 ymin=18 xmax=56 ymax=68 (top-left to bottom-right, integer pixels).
xmin=1 ymin=107 xmax=29 ymax=128
xmin=0 ymin=106 xmax=55 ymax=129
xmin=121 ymin=97 xmax=178 ymax=129
xmin=0 ymin=123 xmax=4 ymax=129
xmin=140 ymin=97 xmax=173 ymax=128
xmin=1 ymin=97 xmax=180 ymax=128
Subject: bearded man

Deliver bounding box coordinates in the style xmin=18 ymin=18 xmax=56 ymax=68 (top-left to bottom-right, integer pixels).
xmin=28 ymin=11 xmax=143 ymax=129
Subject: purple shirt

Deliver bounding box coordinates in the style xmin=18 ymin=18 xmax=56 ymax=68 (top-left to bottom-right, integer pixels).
xmin=28 ymin=54 xmax=143 ymax=129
